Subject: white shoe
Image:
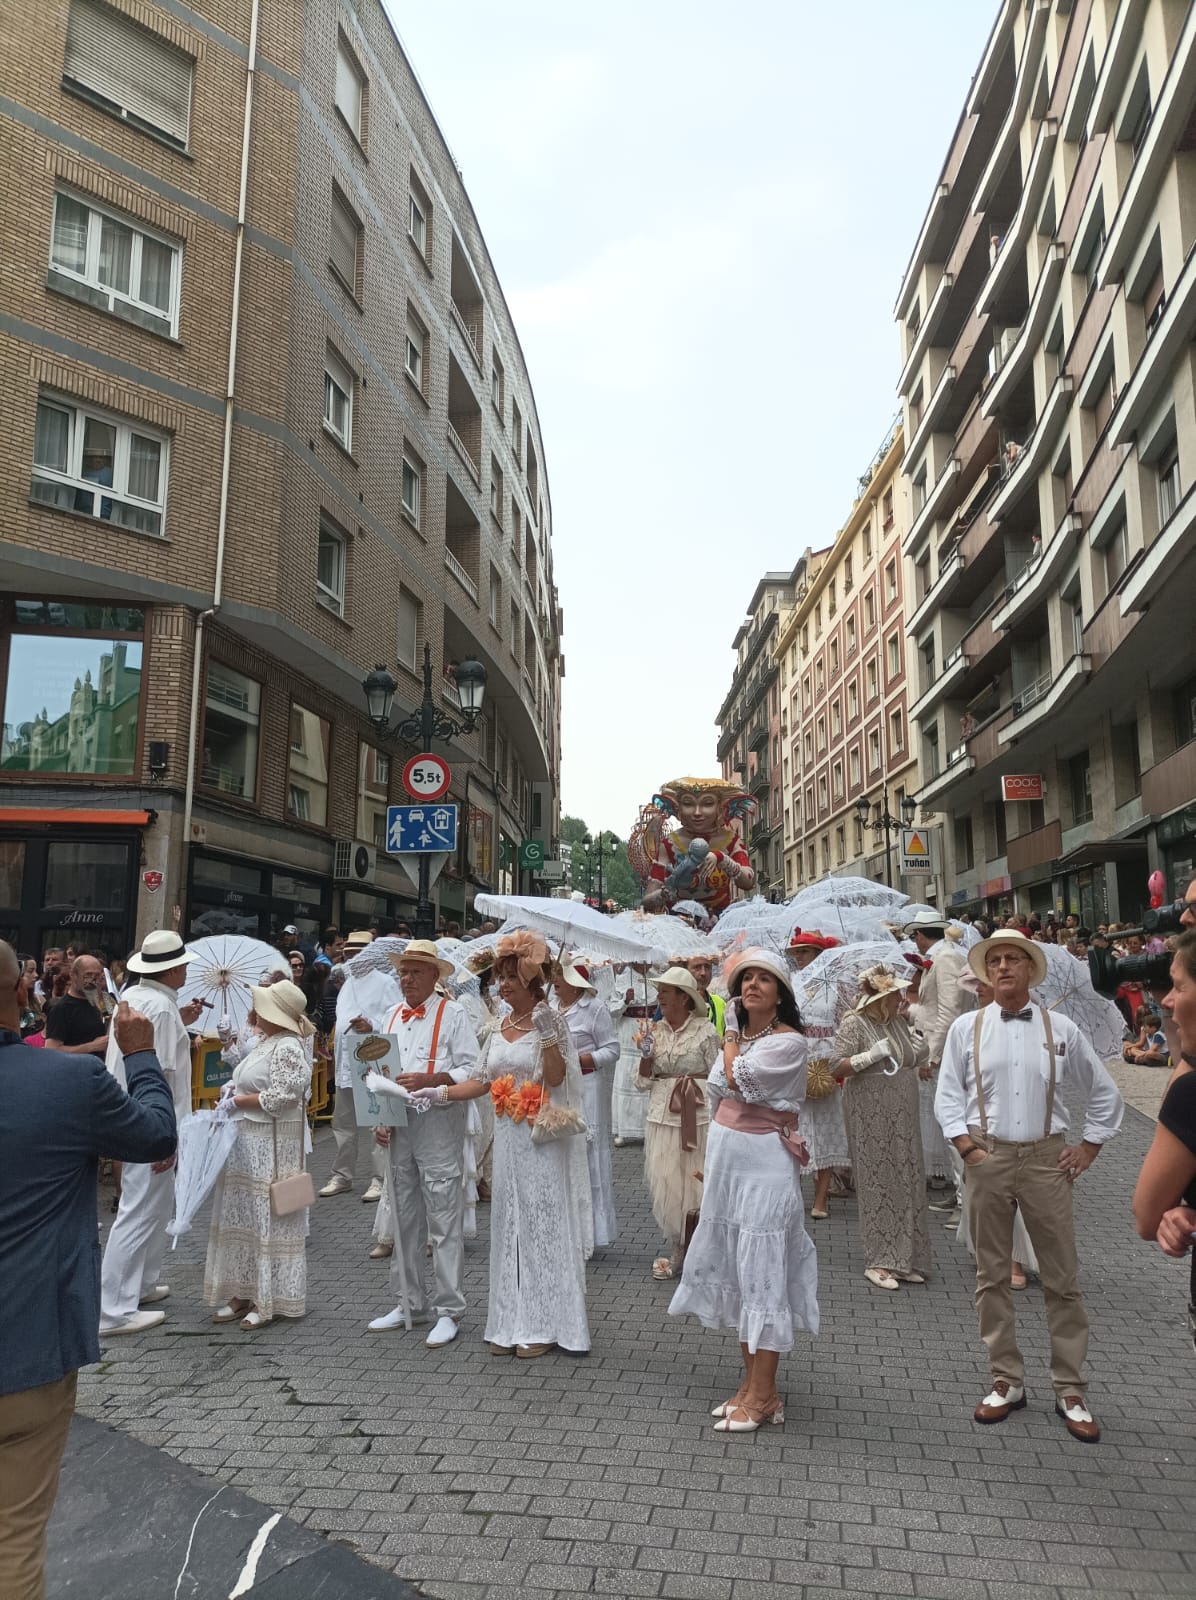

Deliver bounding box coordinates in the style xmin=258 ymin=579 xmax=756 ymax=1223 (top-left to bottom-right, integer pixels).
xmin=139 ymin=1285 xmax=170 ymax=1305
xmin=425 ymin=1316 xmax=458 ymax=1348
xmin=100 ymin=1309 xmax=166 ymax=1335
xmin=318 ymin=1178 xmax=352 ymax=1197
xmin=362 ymin=1178 xmax=384 ymax=1203
xmin=367 ymin=1305 xmax=427 ymax=1331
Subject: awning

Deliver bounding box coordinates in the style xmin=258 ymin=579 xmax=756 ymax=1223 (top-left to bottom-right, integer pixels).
xmin=1056 ymin=838 xmax=1147 ymax=871
xmin=0 ymin=809 xmax=153 ymax=827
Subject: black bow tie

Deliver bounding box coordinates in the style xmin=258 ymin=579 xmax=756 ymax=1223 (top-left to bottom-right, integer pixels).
xmin=1000 ymin=1008 xmax=1033 ymax=1022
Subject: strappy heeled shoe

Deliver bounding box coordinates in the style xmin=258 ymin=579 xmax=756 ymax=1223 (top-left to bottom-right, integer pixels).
xmin=714 ymin=1397 xmax=785 ymax=1433
xmin=711 ymin=1391 xmax=746 ymax=1418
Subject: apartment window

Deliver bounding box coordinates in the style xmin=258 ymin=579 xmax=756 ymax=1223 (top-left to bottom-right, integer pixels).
xmin=925 ymin=725 xmax=940 ymax=780
xmin=814 ymin=602 xmax=822 ymax=637
xmin=323 ymin=346 xmax=354 ymax=450
xmin=817 ymin=716 xmax=826 ymax=752
xmin=32 ymin=394 xmax=167 ymax=537
xmin=844 ymin=553 xmax=853 ymax=590
xmin=828 ymin=579 xmax=837 ymax=616
xmin=511 ymin=401 xmax=522 ymax=463
xmin=835 ymin=824 xmax=846 ymax=864
xmin=316 ymin=517 xmax=346 ymax=615
xmin=329 ymin=184 xmax=362 ymax=299
xmin=488 ymin=563 xmax=501 ymax=628
xmin=816 ymin=661 xmax=824 ymax=693
xmin=885 ymin=559 xmax=898 ymax=600
xmin=865 ymin=519 xmax=875 ymax=557
xmin=49 ymin=191 xmax=180 ymax=336
xmin=818 ymin=775 xmax=828 ymax=810
xmin=802 ymin=674 xmax=811 ymax=708
xmin=1078 ymin=213 xmax=1106 ymax=297
xmin=849 ymin=746 xmax=861 ymax=786
xmin=954 ymin=814 xmax=974 ymax=872
xmin=1101 ymin=519 xmax=1130 ymax=594
xmin=804 ymin=731 xmax=813 ymax=763
xmin=848 ymin=680 xmax=858 ymax=719
xmin=358 ymin=742 xmax=389 ymax=848
xmin=491 ymin=353 xmax=504 ymax=415
xmin=890 ymin=707 xmax=903 ymax=752
xmin=405 ymin=309 xmax=427 ymax=393
xmin=831 ymin=699 xmax=842 ymax=738
xmin=202 ymin=663 xmax=260 ymax=801
xmin=866 ymin=658 xmax=878 ymax=700
xmin=490 ymin=456 xmax=504 ymax=523
xmin=830 ymin=639 xmax=839 ymax=674
xmin=64 ymin=0 xmax=193 ymax=149
xmin=397 ymin=587 xmax=421 ymax=671
xmin=509 ymin=598 xmax=520 ymax=659
xmin=864 ymin=591 xmax=875 ymax=629
xmin=807 ymin=843 xmax=816 ymax=879
xmin=887 ymin=632 xmax=901 ymax=677
xmin=868 ymin=729 xmax=881 ymax=771
xmin=1069 ymin=750 xmax=1093 ymax=825
xmin=408 ymin=170 xmax=431 ymax=260
xmin=1158 ymin=444 xmax=1181 ymax=524
xmin=821 ymin=835 xmax=830 ymax=872
xmin=833 ymin=762 xmax=844 ymax=800
xmin=335 ymin=31 xmax=365 ymax=141
xmin=1144 ymin=264 xmax=1166 ymax=338
xmin=400 ymin=447 xmax=422 ymax=527
xmin=800 ymin=623 xmax=809 ymax=655
xmin=287 ymin=707 xmax=330 ymax=828
xmin=1173 ymin=673 xmax=1196 ymax=747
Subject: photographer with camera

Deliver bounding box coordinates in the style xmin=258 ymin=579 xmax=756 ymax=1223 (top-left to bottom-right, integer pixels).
xmin=1088 ymin=884 xmax=1196 ymax=1066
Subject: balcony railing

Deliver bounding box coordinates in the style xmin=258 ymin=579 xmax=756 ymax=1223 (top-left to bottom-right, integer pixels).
xmin=451 ymin=299 xmax=481 ymax=367
xmin=444 ymin=548 xmax=478 ymax=603
xmin=1013 ymin=670 xmax=1052 ymax=713
xmin=447 ymin=422 xmax=481 ymax=484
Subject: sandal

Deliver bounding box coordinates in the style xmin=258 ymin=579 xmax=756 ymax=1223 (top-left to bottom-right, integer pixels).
xmin=711 ymin=1390 xmax=746 ymax=1417
xmin=212 ymin=1299 xmax=250 ymax=1323
xmin=239 ymin=1310 xmax=273 ymax=1330
xmin=892 ymin=1270 xmax=926 ymax=1284
xmin=810 ymin=1208 xmax=829 ymax=1220
xmin=652 ymin=1257 xmax=674 ymax=1280
xmin=829 ymin=1172 xmax=854 ymax=1198
xmin=865 ymin=1268 xmax=900 ymax=1290
xmin=713 ymin=1396 xmax=785 ymax=1433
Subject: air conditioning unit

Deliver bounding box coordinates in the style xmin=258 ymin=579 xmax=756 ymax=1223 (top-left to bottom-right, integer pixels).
xmin=334 ymin=839 xmax=376 ymax=884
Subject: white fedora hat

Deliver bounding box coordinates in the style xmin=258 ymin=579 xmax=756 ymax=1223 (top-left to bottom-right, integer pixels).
xmin=126 ymin=930 xmax=196 ymax=976
xmin=251 ymin=978 xmax=316 ymax=1037
xmin=649 ymin=965 xmax=704 ymax=1007
xmin=968 ymin=929 xmax=1048 ymax=988
xmin=901 ymin=905 xmax=951 ymax=933
xmin=557 ymin=959 xmax=597 ymax=996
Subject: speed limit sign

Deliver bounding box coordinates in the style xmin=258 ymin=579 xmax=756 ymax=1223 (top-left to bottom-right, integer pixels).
xmin=402 ymin=752 xmax=451 ymax=801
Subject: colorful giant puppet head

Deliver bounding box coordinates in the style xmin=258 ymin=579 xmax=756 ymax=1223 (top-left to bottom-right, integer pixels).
xmin=628 ymin=776 xmax=756 ymax=916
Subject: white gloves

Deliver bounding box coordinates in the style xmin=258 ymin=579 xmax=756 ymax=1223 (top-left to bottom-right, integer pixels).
xmin=408 ymin=1085 xmax=448 ymax=1109
xmin=637 ymin=1028 xmax=655 ymax=1060
xmin=723 ymin=1000 xmax=740 ymax=1036
xmin=531 ymin=1002 xmax=567 ymax=1047
xmin=850 ymin=1039 xmax=896 ymax=1071
xmin=216 ymin=1020 xmax=235 ymax=1044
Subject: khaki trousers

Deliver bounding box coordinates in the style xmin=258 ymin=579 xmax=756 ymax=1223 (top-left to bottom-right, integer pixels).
xmin=0 ymin=1372 xmax=77 ymax=1600
xmin=964 ymin=1130 xmax=1089 ymax=1397
xmin=330 ymin=1087 xmax=387 ymax=1188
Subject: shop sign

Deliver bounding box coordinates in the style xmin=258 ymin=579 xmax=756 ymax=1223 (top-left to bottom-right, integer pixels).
xmin=518 ymin=839 xmax=545 ymax=872
xmin=980 ymin=874 xmax=1012 ymax=897
xmin=143 ymin=870 xmax=163 ymax=893
xmin=899 ymin=827 xmax=934 ymax=875
xmin=62 ymin=909 xmax=105 ymax=926
xmin=1001 ymin=774 xmax=1043 ymax=802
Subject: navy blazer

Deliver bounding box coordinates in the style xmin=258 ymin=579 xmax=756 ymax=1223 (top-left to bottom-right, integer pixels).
xmin=0 ymin=1032 xmax=177 ymax=1395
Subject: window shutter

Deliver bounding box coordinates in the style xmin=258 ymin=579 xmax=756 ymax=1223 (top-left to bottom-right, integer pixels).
xmin=330 ymin=188 xmax=359 ymax=287
xmin=65 ymin=0 xmax=193 ymax=148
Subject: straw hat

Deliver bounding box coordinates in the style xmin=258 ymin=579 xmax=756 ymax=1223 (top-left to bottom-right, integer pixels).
xmin=650 ymin=966 xmax=703 ymax=1008
xmin=725 ymin=946 xmax=796 ymax=999
xmin=557 ymin=959 xmax=597 ymax=996
xmin=251 ymin=978 xmax=316 ymax=1036
xmin=968 ymin=928 xmax=1048 ymax=988
xmin=853 ymin=964 xmax=913 ymax=1013
xmin=901 ymin=906 xmax=951 ymax=934
xmin=343 ymin=929 xmax=374 ymax=951
xmin=391 ymin=938 xmax=454 ymax=979
xmin=127 ymin=930 xmax=197 ymax=976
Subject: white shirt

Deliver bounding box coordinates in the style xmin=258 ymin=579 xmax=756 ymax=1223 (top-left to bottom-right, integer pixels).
xmin=107 ymin=977 xmax=192 ymax=1123
xmin=935 ymin=1002 xmax=1124 ymax=1146
xmin=333 ymin=968 xmax=402 ymax=1087
xmin=555 ymin=992 xmax=619 ymax=1072
xmin=383 ymin=995 xmax=479 ymax=1083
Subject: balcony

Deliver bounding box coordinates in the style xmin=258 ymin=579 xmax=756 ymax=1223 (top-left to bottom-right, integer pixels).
xmin=961 ymin=592 xmax=1010 ymax=678
xmin=983 ymin=242 xmax=1066 ymax=419
xmin=904 ymin=456 xmax=962 ymax=556
xmin=1088 ymin=0 xmax=1150 ymax=137
xmin=443 ymin=548 xmax=478 ymax=604
xmin=909 ymin=644 xmax=966 ymax=724
xmin=993 ymin=513 xmax=1082 ymax=631
xmin=748 ymin=721 xmax=769 ymax=752
xmin=917 ymin=746 xmax=976 ymax=809
xmin=1119 ymin=482 xmax=1196 ymax=615
xmin=987 ymin=373 xmax=1073 ymax=525
xmin=750 ymin=764 xmax=771 ymax=798
xmin=908 ymin=547 xmax=966 ymax=636
xmin=977 ymin=113 xmax=1059 ymax=316
xmin=999 ymin=652 xmax=1092 ymax=744
xmin=901 ymin=363 xmax=956 ymax=473
xmin=450 ymin=235 xmax=484 ymax=373
xmin=447 ymin=353 xmax=482 ymax=485
xmin=898 ymin=271 xmax=956 ymax=396
xmin=1007 ymin=820 xmax=1062 ymax=878
xmin=1111 ymin=237 xmax=1196 ymax=450
xmin=1142 ymin=738 xmax=1196 ymax=818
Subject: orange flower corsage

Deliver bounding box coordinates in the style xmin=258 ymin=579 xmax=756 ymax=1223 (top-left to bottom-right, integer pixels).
xmin=511 ymin=1080 xmax=544 ymax=1124
xmin=490 ymin=1075 xmax=516 ymax=1117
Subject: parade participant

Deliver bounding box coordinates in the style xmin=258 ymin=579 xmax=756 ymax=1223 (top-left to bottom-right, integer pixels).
xmin=98 ymin=932 xmax=202 ymax=1335
xmin=449 ymin=932 xmax=592 ymax=1357
xmin=0 ymin=944 xmax=176 ymax=1600
xmin=322 ymin=931 xmax=394 ymax=1200
xmin=43 ymin=954 xmax=110 ymax=1061
xmin=635 ymin=966 xmax=719 ymax=1279
xmin=831 ymin=967 xmax=930 ymax=1290
xmin=784 ymin=930 xmax=850 ymax=1218
xmin=686 ymin=954 xmax=726 ymax=1036
xmin=903 ymin=907 xmax=971 ymax=1197
xmin=610 ymin=964 xmax=652 ymax=1147
xmin=552 ymin=958 xmax=619 ymax=1248
xmin=935 ymin=930 xmax=1124 ymax=1440
xmin=670 ymin=949 xmax=818 ymax=1432
xmin=629 ymin=776 xmax=756 ymax=918
xmin=366 ymin=942 xmax=478 ymax=1348
xmin=205 ymin=981 xmax=314 ymax=1330
xmin=1133 ymin=931 xmax=1196 ymax=1255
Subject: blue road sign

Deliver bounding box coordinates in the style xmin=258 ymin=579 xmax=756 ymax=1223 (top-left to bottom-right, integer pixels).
xmin=385 ymin=803 xmax=458 ymax=855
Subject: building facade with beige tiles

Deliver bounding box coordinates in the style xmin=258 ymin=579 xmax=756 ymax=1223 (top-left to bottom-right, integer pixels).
xmin=897 ymin=0 xmax=1196 ymax=925
xmin=0 ymin=0 xmax=563 ymax=957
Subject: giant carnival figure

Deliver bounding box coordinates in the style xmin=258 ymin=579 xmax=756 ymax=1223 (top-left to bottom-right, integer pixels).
xmin=629 ymin=777 xmax=756 ymax=917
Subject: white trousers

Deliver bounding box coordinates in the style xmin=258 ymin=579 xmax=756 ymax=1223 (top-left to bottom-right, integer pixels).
xmin=387 ymin=1105 xmax=467 ymax=1321
xmin=99 ymin=1162 xmax=174 ymax=1323
xmin=331 ymin=1086 xmax=386 ymax=1188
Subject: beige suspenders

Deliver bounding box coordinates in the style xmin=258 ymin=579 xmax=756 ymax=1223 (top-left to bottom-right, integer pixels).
xmin=971 ymin=1004 xmax=1057 ymax=1149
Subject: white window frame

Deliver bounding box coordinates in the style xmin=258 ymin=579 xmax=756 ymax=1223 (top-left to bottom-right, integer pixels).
xmin=32 ymin=393 xmax=168 ymax=537
xmin=489 ymin=564 xmax=501 ymax=627
xmin=401 ymin=454 xmax=421 ymax=525
xmin=49 ymin=189 xmax=182 ymax=336
xmin=408 ymin=190 xmax=426 ymax=256
xmin=64 ymin=0 xmax=193 ymax=150
xmin=317 ymin=519 xmax=346 ymax=615
xmin=335 ymin=33 xmax=365 ymax=140
xmin=869 ymin=729 xmax=881 ymax=771
xmin=405 ymin=311 xmax=425 ymax=390
xmin=397 ymin=588 xmax=420 ymax=671
xmin=1158 ymin=445 xmax=1181 ymax=525
xmin=323 ymin=347 xmax=354 ymax=450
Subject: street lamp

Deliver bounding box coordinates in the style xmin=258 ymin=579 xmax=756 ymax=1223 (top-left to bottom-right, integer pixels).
xmin=582 ymin=830 xmax=615 ymax=909
xmin=855 ymin=789 xmax=917 ymax=888
xmin=362 ymin=643 xmax=487 ymax=938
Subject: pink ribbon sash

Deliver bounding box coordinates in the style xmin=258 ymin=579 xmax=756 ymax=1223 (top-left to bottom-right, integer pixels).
xmin=713 ymin=1097 xmax=809 ymax=1167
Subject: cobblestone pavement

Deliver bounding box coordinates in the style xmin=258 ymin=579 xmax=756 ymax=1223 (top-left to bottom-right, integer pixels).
xmin=74 ymin=1098 xmax=1196 ymax=1600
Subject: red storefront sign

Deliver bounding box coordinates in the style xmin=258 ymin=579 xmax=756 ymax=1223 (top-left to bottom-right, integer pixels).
xmin=1000 ymin=774 xmax=1043 ymax=802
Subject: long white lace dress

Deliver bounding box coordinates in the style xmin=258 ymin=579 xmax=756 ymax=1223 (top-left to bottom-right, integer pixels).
xmin=609 ymin=987 xmax=650 ymax=1144
xmin=476 ymin=1027 xmax=593 ymax=1352
xmin=669 ymin=1033 xmax=819 ymax=1354
xmin=203 ymin=1034 xmax=311 ymax=1320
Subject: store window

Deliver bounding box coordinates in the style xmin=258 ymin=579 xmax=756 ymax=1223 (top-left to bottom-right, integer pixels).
xmin=357 ymin=741 xmax=390 ymax=847
xmin=45 ymin=840 xmax=129 ymax=910
xmin=202 ymin=662 xmax=260 ymax=801
xmin=1 ymin=600 xmax=144 ymax=776
xmin=287 ymin=706 xmax=331 ymax=827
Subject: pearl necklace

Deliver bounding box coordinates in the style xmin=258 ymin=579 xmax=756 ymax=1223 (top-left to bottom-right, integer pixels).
xmin=740 ymin=1018 xmax=777 ymax=1045
xmin=504 ymin=1010 xmax=535 ymax=1035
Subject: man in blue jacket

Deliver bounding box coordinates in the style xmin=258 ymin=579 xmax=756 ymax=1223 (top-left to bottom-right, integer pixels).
xmin=0 ymin=940 xmax=177 ymax=1600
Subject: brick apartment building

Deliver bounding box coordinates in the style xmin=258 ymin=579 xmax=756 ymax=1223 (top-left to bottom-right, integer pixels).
xmin=0 ymin=0 xmax=563 ymax=958
xmin=897 ymin=0 xmax=1196 ymax=925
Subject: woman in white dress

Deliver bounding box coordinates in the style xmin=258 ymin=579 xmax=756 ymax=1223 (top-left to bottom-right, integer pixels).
xmin=635 ymin=966 xmax=719 ymax=1280
xmin=670 ymin=948 xmax=819 ymax=1432
xmin=610 ymin=965 xmax=651 ymax=1145
xmin=445 ymin=932 xmax=592 ymax=1357
xmin=552 ymin=958 xmax=619 ymax=1248
xmin=204 ymin=980 xmax=314 ymax=1330
xmin=787 ymin=932 xmax=851 ymax=1221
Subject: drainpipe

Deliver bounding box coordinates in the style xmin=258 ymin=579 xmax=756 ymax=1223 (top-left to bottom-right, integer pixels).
xmin=180 ymin=0 xmax=260 ymax=863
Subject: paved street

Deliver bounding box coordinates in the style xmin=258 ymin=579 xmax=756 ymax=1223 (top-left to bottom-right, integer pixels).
xmin=57 ymin=1097 xmax=1196 ymax=1600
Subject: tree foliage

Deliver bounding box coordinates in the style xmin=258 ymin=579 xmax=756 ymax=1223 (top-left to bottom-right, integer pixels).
xmin=561 ymin=814 xmax=641 ymax=909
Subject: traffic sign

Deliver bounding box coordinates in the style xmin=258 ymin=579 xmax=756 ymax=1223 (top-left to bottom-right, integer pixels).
xmin=900 ymin=827 xmax=933 ymax=876
xmin=402 ymin=753 xmax=451 ymax=801
xmin=518 ymin=839 xmax=545 ymax=871
xmin=386 ymin=804 xmax=458 ymax=854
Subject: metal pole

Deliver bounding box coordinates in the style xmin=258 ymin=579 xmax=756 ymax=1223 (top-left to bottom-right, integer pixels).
xmin=415 ymin=645 xmax=436 ymax=940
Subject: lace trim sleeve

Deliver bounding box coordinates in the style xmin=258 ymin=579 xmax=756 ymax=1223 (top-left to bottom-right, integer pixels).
xmin=259 ymin=1036 xmax=311 ymax=1116
xmin=732 ymin=1053 xmax=765 ymax=1104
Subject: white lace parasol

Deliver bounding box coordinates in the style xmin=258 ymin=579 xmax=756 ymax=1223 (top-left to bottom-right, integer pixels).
xmin=180 ymin=935 xmax=288 ymax=1035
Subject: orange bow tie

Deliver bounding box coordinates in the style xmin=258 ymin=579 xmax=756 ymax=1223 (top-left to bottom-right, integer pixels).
xmin=400 ymin=1005 xmax=426 ymax=1023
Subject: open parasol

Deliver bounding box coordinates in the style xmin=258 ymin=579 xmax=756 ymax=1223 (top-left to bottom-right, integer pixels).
xmin=180 ymin=935 xmax=288 ymax=1035
xmin=166 ymin=1106 xmax=239 ymax=1248
xmin=1031 ymin=943 xmax=1126 ymax=1060
xmin=793 ymin=940 xmax=917 ymax=1042
xmin=474 ymin=894 xmax=653 ymax=963
xmin=604 ymin=910 xmax=715 ymax=963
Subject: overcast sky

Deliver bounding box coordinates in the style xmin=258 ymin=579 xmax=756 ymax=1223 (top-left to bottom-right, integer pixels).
xmin=388 ymin=1 xmax=996 ymax=838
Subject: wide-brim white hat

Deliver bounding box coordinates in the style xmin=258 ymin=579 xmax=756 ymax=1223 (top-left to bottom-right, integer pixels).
xmin=902 ymin=906 xmax=951 ymax=933
xmin=127 ymin=930 xmax=197 ymax=975
xmin=251 ymin=978 xmax=316 ymax=1037
xmin=725 ymin=946 xmax=795 ymax=1000
xmin=557 ymin=959 xmax=597 ymax=996
xmin=968 ymin=929 xmax=1048 ymax=988
xmin=650 ymin=966 xmax=703 ymax=1007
